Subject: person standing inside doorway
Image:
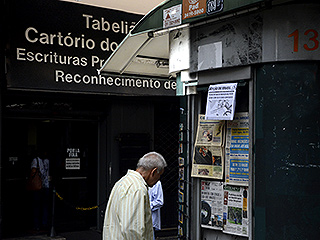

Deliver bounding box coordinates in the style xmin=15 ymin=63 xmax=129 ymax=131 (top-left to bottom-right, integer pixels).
xmin=103 ymin=152 xmax=167 ymax=240
xmin=149 ymin=180 xmax=164 ymax=240
xmin=31 ymin=151 xmax=50 ymax=231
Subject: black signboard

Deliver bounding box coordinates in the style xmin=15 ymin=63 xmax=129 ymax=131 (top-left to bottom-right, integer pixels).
xmin=5 ymin=0 xmax=176 ymax=96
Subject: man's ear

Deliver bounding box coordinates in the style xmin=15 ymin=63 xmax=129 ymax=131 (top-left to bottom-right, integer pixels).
xmin=151 ymin=167 xmax=158 ymax=176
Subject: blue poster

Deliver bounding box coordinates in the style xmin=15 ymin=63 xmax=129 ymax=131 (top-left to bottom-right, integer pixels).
xmin=225 ymin=112 xmax=249 ymax=185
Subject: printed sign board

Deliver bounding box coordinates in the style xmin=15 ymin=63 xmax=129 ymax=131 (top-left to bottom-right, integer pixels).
xmin=5 ymin=0 xmax=176 ymax=96
xmin=182 ymin=0 xmax=206 ymax=20
xmin=163 ymin=4 xmax=182 ymax=28
xmin=66 ymin=158 xmax=81 ymax=170
xmin=65 ymin=148 xmax=81 ymax=170
xmin=205 ymin=83 xmax=237 ymax=121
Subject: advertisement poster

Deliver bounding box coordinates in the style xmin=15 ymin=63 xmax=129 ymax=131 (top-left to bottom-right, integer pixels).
xmin=205 ymin=83 xmax=237 ymax=120
xmin=225 ymin=112 xmax=249 ymax=185
xmin=201 ymin=180 xmax=224 ymax=230
xmin=192 ymin=115 xmax=224 ymax=179
xmin=223 ymin=185 xmax=249 ymax=237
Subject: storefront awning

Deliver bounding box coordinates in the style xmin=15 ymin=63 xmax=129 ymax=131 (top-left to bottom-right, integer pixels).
xmin=99 ymin=0 xmax=182 ymax=78
xmin=99 ymin=0 xmax=266 ymax=77
xmin=99 ymin=30 xmax=170 ymax=78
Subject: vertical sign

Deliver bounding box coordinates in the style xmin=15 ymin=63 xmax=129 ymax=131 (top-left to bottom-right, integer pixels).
xmin=65 ymin=148 xmax=81 ymax=170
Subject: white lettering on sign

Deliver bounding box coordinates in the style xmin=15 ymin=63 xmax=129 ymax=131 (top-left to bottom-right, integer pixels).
xmin=25 ymin=27 xmax=96 ymax=50
xmin=65 ymin=158 xmax=80 ymax=170
xmin=16 ymin=48 xmax=88 ymax=66
xmin=54 ymin=70 xmax=177 ymax=90
xmin=67 ymin=148 xmax=80 ymax=157
xmin=8 ymin=2 xmax=175 ymax=95
xmin=82 ymin=14 xmax=135 ymax=34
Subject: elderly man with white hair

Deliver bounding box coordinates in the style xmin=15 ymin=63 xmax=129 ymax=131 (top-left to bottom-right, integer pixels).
xmin=103 ymin=152 xmax=167 ymax=240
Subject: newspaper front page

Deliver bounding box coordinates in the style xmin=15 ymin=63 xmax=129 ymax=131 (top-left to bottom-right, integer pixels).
xmin=201 ymin=180 xmax=224 ymax=230
xmin=192 ymin=114 xmax=225 ymax=179
xmin=200 ymin=181 xmax=249 ymax=237
xmin=223 ymin=185 xmax=249 ymax=237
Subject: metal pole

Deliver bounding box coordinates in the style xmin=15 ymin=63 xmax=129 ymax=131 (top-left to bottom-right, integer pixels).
xmin=50 ymin=187 xmax=56 ymax=237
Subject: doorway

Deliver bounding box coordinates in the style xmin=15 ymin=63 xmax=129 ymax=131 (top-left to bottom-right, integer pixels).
xmin=2 ymin=118 xmax=98 ymax=237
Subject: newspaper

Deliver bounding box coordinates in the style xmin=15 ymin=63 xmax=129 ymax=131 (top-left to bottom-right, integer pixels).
xmin=192 ymin=115 xmax=225 ymax=179
xmin=192 ymin=146 xmax=224 ymax=179
xmin=200 ymin=181 xmax=249 ymax=237
xmin=225 ymin=112 xmax=249 ymax=186
xmin=205 ymin=83 xmax=238 ymax=120
xmin=223 ymin=185 xmax=249 ymax=237
xmin=195 ymin=114 xmax=225 ymax=147
xmin=201 ymin=180 xmax=224 ymax=230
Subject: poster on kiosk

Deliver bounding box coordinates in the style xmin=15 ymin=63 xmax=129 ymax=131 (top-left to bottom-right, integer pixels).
xmin=225 ymin=112 xmax=249 ymax=186
xmin=198 ymin=83 xmax=250 ymax=237
xmin=191 ymin=114 xmax=225 ymax=179
xmin=201 ymin=181 xmax=249 ymax=237
xmin=205 ymin=83 xmax=237 ymax=121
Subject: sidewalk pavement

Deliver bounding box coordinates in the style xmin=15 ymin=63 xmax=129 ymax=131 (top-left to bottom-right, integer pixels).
xmin=3 ymin=235 xmax=65 ymax=240
xmin=3 ymin=230 xmax=100 ymax=240
xmin=3 ymin=229 xmax=177 ymax=240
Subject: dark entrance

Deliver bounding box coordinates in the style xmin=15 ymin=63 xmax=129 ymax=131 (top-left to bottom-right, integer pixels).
xmin=2 ymin=100 xmax=99 ymax=237
xmin=1 ymin=93 xmax=180 ymax=238
xmin=2 ymin=118 xmax=98 ymax=237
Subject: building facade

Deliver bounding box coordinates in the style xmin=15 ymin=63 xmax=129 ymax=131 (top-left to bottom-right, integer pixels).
xmin=100 ymin=0 xmax=320 ymax=239
xmin=1 ymin=0 xmax=179 ymax=238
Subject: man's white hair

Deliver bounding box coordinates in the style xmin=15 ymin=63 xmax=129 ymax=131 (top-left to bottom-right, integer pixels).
xmin=136 ymin=152 xmax=167 ymax=172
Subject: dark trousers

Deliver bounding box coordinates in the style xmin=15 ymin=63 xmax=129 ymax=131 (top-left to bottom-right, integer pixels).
xmin=32 ymin=188 xmax=50 ymax=229
xmin=153 ymin=227 xmax=160 ymax=240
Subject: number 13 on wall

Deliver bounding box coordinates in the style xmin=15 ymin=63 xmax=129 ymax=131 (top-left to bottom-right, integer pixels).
xmin=288 ymin=29 xmax=319 ymax=52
